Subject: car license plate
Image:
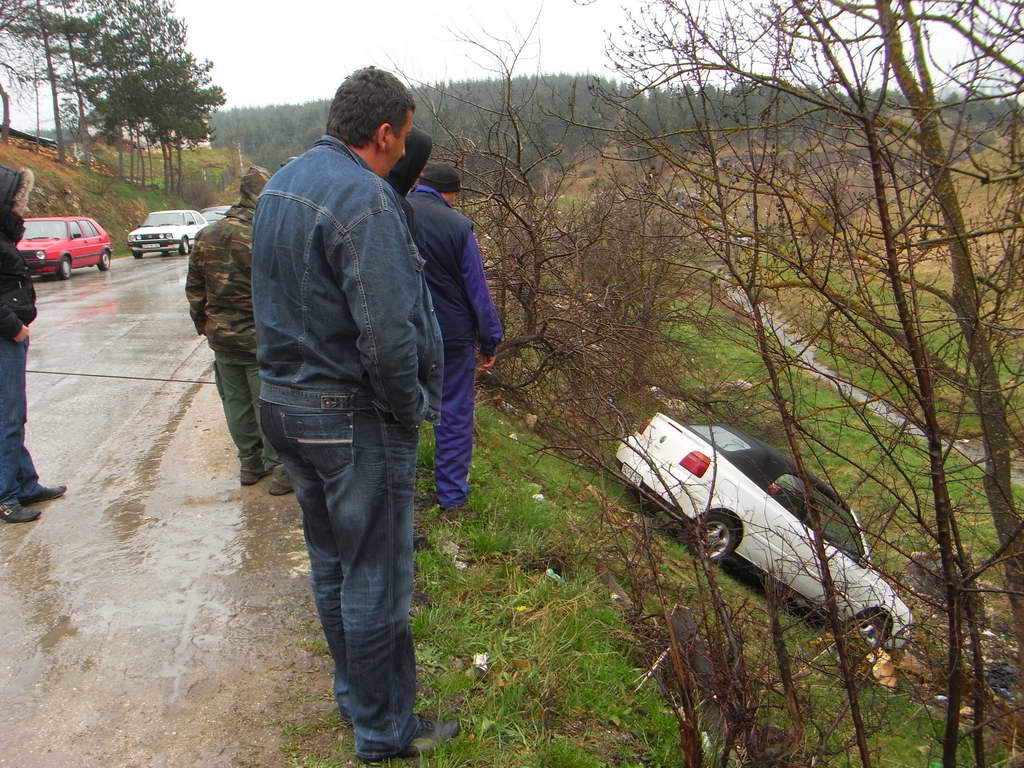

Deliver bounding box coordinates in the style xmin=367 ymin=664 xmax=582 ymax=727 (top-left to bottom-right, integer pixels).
xmin=142 ymin=243 xmax=160 ymax=249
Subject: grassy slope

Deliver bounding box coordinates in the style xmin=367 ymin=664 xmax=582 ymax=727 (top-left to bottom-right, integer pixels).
xmin=279 ymin=386 xmax=989 ymax=767
xmin=0 ymin=142 xmax=231 ymax=259
xmin=280 ymin=407 xmax=682 ymax=767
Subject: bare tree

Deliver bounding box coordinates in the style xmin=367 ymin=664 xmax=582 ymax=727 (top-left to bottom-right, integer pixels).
xmin=0 ymin=0 xmax=35 ymax=142
xmin=602 ymin=0 xmax=1024 ymax=764
xmin=413 ymin=29 xmax=695 ymax=427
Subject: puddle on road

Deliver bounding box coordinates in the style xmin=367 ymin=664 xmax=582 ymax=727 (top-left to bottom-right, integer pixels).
xmin=39 ymin=615 xmax=79 ymax=650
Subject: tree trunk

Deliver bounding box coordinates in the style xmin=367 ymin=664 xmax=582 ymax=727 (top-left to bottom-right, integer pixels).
xmin=880 ymin=0 xmax=1024 ymax=700
xmin=175 ymin=140 xmax=183 ymax=196
xmin=0 ymin=80 xmax=10 ymax=144
xmin=117 ymin=124 xmax=124 ymax=179
xmin=61 ymin=0 xmax=89 ymax=165
xmin=37 ymin=0 xmax=65 ymax=164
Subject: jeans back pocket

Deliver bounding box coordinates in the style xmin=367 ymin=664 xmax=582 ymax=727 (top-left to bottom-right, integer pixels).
xmin=283 ymin=411 xmax=354 ymax=477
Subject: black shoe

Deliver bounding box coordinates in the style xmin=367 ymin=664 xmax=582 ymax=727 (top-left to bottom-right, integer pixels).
xmin=0 ymin=499 xmax=41 ymax=523
xmin=439 ymin=504 xmax=465 ymax=516
xmin=396 ymin=715 xmax=460 ymax=758
xmin=413 ymin=534 xmax=429 ymax=551
xmin=19 ymin=484 xmax=66 ymax=505
xmin=358 ymin=716 xmax=460 ymax=763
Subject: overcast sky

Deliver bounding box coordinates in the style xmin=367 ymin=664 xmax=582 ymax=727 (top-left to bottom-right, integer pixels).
xmin=11 ymin=0 xmax=639 ymax=131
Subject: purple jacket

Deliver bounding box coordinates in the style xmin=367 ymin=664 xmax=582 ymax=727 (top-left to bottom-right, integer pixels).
xmin=408 ymin=185 xmax=502 ymax=356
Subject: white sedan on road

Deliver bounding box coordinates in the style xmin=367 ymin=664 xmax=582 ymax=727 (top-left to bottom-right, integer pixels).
xmin=617 ymin=413 xmax=912 ymax=648
xmin=128 ymin=209 xmax=208 ymax=258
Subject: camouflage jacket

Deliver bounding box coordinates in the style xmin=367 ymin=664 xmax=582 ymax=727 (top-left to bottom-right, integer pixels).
xmin=186 ymin=202 xmax=259 ymax=363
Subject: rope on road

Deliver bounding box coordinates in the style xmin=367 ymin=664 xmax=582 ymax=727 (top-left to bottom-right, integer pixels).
xmin=26 ymin=369 xmax=215 ymax=385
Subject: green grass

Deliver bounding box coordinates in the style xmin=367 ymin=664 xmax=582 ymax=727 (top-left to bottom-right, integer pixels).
xmin=670 ymin=297 xmax=1013 ymax=569
xmin=277 ymin=391 xmax=1002 ymax=767
xmin=278 ymin=407 xmax=681 ymax=766
xmin=276 ymin=298 xmax=1019 ymax=767
xmin=757 ymin=244 xmax=1024 ymax=442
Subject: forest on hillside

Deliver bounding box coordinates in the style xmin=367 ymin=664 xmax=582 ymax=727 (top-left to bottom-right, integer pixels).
xmin=210 ymin=72 xmax=1016 ymax=171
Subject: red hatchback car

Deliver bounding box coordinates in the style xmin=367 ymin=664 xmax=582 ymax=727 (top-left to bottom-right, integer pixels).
xmin=16 ymin=216 xmax=113 ymax=279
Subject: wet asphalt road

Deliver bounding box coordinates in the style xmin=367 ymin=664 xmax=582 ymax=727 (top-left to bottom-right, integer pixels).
xmin=0 ymin=256 xmax=313 ymax=767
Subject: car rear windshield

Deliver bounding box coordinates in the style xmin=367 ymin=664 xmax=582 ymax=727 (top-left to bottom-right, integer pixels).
xmin=687 ymin=424 xmax=754 ymax=452
xmin=142 ymin=212 xmax=184 ymax=226
xmin=23 ymin=220 xmax=67 ymax=239
xmin=771 ymin=473 xmax=865 ymax=559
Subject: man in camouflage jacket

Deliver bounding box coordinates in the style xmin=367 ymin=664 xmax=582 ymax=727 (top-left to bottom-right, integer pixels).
xmin=186 ymin=165 xmax=291 ymax=494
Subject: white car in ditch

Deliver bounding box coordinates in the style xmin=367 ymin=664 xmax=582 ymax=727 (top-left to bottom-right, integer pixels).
xmin=617 ymin=413 xmax=912 ymax=648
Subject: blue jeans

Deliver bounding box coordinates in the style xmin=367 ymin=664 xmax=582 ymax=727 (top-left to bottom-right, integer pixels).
xmin=0 ymin=336 xmax=44 ymax=505
xmin=260 ymin=390 xmax=419 ymax=760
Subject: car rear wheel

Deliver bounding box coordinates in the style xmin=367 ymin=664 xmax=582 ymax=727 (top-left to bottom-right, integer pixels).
xmin=55 ymin=256 xmax=72 ymax=280
xmin=845 ymin=608 xmax=893 ymax=648
xmin=700 ymin=510 xmax=742 ymax=562
xmin=179 ymin=236 xmax=190 ymax=255
xmin=97 ymin=249 xmax=111 ymax=271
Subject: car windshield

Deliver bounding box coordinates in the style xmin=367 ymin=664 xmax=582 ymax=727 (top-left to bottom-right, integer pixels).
xmin=770 ymin=473 xmax=865 ymax=559
xmin=142 ymin=212 xmax=184 ymax=227
xmin=22 ymin=220 xmax=67 ymax=239
xmin=687 ymin=424 xmax=753 ymax=452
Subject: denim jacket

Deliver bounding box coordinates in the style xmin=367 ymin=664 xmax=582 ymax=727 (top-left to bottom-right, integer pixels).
xmin=251 ymin=135 xmax=442 ymax=427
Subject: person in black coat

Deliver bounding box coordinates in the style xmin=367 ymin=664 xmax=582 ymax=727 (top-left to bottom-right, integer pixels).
xmin=0 ymin=164 xmax=66 ymax=523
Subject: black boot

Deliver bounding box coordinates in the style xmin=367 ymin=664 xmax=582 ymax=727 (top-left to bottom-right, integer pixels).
xmin=396 ymin=716 xmax=460 ymax=757
xmin=0 ymin=499 xmax=41 ymax=523
xmin=19 ymin=484 xmax=67 ymax=505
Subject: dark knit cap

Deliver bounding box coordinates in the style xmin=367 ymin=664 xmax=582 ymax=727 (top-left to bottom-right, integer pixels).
xmin=387 ymin=127 xmax=433 ymax=197
xmin=419 ymin=162 xmax=461 ymax=193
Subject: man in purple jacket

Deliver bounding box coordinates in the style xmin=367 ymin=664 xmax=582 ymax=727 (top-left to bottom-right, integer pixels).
xmin=408 ymin=163 xmax=502 ymax=512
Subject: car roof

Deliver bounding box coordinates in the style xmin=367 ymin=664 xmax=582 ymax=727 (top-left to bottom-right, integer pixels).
xmin=683 ymin=422 xmax=845 ymax=506
xmin=25 ymin=216 xmax=98 ymax=222
xmin=690 ymin=424 xmax=796 ymax=487
xmin=201 ymin=205 xmax=230 ymax=211
xmin=147 ymin=209 xmax=198 ymax=214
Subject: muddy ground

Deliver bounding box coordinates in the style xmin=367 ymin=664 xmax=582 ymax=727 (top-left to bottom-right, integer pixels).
xmin=1 ymin=259 xmax=349 ymax=767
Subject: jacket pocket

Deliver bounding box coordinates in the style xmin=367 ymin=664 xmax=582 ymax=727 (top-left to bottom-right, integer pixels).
xmin=0 ymin=284 xmax=37 ymax=327
xmin=283 ymin=411 xmax=354 ymax=477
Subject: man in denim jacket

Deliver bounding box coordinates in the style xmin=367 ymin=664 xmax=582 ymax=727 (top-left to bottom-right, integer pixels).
xmin=251 ymin=68 xmax=451 ymax=762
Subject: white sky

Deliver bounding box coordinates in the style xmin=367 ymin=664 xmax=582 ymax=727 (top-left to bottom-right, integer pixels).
xmin=11 ymin=0 xmax=639 ymax=130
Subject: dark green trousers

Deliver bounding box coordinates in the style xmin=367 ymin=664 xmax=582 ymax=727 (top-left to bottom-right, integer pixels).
xmin=213 ymin=355 xmax=278 ymax=470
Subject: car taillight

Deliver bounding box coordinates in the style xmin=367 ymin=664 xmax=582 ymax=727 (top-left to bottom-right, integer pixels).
xmin=639 ymin=417 xmax=653 ymax=434
xmin=680 ymin=451 xmax=710 ymax=477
